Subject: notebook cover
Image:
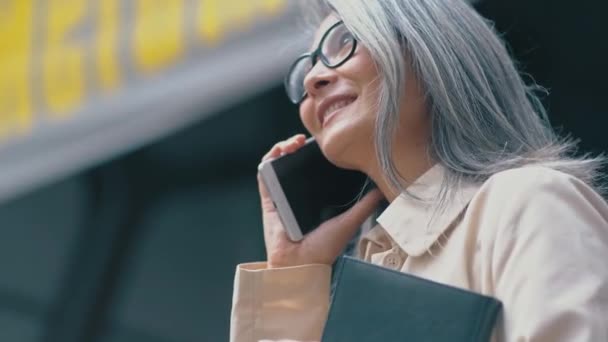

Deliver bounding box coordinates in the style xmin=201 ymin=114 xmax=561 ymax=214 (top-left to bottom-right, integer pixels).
xmin=321 ymin=256 xmax=502 ymax=342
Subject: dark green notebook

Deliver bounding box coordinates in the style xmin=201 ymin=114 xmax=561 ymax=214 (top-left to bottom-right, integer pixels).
xmin=321 ymin=256 xmax=502 ymax=342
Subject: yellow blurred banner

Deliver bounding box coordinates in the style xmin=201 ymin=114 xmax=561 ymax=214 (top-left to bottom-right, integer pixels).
xmin=0 ymin=0 xmax=286 ymax=141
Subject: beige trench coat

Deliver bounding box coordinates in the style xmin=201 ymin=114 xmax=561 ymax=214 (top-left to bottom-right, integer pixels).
xmin=230 ymin=166 xmax=608 ymax=342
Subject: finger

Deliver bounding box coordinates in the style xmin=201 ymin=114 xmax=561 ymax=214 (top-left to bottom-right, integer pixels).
xmin=291 ymin=133 xmax=307 ymax=143
xmin=258 ymin=143 xmax=287 ymax=202
xmin=261 ymin=135 xmax=306 ymax=161
xmin=262 ymin=144 xmax=283 ymax=162
xmin=259 ymin=135 xmax=308 ymax=205
xmin=257 ymin=172 xmax=271 ymax=200
xmin=336 ymin=188 xmax=384 ymax=229
xmin=293 ymin=133 xmax=307 ymax=145
xmin=309 ymin=189 xmax=384 ymax=247
xmin=258 ymin=143 xmax=289 ymax=198
xmin=286 ymin=134 xmax=307 ymax=147
xmin=278 ymin=134 xmax=306 ymax=153
xmin=282 ymin=136 xmax=307 ymax=154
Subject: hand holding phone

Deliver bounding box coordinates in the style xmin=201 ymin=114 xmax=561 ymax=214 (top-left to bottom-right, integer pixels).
xmin=257 ymin=135 xmax=384 ymax=268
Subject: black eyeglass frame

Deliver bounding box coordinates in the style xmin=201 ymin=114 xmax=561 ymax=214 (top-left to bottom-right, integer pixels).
xmin=284 ymin=20 xmax=358 ymax=104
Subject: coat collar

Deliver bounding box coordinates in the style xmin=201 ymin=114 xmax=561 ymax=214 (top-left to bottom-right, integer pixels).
xmin=374 ymin=164 xmax=481 ymax=257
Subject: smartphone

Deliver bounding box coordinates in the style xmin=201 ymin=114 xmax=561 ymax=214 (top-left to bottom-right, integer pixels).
xmin=258 ymin=137 xmax=369 ymax=241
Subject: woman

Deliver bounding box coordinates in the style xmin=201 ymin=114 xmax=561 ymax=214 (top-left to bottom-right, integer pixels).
xmin=231 ymin=1 xmax=608 ymax=341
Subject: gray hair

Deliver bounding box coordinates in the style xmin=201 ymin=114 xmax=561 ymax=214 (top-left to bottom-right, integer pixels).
xmin=303 ymin=0 xmax=605 ymax=207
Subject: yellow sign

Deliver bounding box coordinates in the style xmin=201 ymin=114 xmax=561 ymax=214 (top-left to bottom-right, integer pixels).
xmin=0 ymin=0 xmax=286 ymax=140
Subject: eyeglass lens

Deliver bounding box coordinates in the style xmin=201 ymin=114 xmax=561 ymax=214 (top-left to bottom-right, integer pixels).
xmin=285 ymin=22 xmax=356 ymax=103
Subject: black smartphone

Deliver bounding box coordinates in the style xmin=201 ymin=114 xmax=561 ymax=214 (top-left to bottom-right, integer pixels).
xmin=258 ymin=137 xmax=369 ymax=241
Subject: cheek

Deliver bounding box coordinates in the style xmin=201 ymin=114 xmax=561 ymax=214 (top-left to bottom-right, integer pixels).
xmin=342 ymin=51 xmax=381 ymax=110
xmin=298 ymin=100 xmax=316 ymax=133
xmin=347 ymin=49 xmax=378 ymax=86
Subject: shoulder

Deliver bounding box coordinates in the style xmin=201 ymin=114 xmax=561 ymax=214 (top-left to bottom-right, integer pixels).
xmin=475 ymin=166 xmax=602 ymax=207
xmin=481 ymin=166 xmax=583 ymax=196
xmin=468 ymin=166 xmax=608 ymax=235
xmin=472 ymin=171 xmax=608 ymax=342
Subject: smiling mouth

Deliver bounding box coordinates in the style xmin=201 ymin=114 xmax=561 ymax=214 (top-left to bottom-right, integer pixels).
xmin=322 ymin=96 xmax=357 ymax=127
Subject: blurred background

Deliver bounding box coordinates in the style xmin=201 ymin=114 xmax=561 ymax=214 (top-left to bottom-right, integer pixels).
xmin=0 ymin=0 xmax=606 ymax=341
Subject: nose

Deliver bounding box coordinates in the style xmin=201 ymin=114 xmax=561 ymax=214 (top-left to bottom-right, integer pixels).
xmin=302 ymin=62 xmax=338 ymax=98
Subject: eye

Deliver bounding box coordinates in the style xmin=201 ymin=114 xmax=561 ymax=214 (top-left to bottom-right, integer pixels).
xmin=321 ymin=25 xmax=356 ymax=62
xmin=339 ymin=32 xmax=354 ymax=47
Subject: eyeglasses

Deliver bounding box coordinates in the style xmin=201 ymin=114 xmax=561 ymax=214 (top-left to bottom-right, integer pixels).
xmin=284 ymin=20 xmax=358 ymax=104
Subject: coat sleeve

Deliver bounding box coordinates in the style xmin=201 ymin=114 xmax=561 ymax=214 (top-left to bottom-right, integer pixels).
xmin=229 ymin=262 xmax=332 ymax=342
xmin=484 ymin=169 xmax=608 ymax=341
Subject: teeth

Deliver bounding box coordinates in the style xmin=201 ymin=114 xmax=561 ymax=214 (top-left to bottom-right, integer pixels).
xmin=324 ymin=98 xmax=355 ymax=120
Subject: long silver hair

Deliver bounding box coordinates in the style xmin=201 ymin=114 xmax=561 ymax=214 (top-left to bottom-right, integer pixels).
xmin=303 ymin=0 xmax=605 ymax=206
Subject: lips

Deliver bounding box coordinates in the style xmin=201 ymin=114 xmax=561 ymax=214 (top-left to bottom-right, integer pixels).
xmin=317 ymin=94 xmax=357 ymax=127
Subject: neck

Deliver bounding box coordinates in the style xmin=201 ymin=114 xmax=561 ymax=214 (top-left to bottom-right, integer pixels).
xmin=362 ymin=144 xmax=434 ymax=203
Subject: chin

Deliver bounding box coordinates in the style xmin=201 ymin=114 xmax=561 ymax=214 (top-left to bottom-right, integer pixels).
xmin=316 ymin=126 xmax=362 ymax=171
